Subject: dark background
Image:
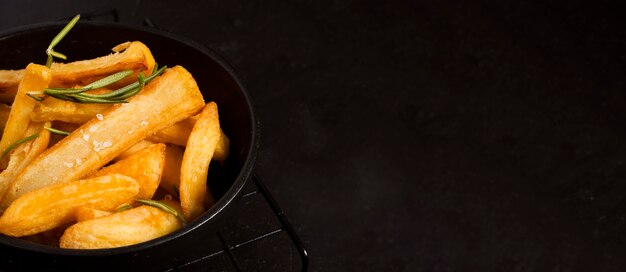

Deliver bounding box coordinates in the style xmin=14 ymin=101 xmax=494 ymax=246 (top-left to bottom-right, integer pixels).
xmin=3 ymin=1 xmax=626 ymax=271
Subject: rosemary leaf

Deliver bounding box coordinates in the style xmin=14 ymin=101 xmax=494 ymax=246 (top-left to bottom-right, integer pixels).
xmin=115 ymin=203 xmax=133 ymax=213
xmin=26 ymin=93 xmax=44 ymax=102
xmin=136 ymin=199 xmax=186 ymax=224
xmin=44 ymin=87 xmax=91 ymax=95
xmin=1 ymin=134 xmax=39 ymax=159
xmin=90 ymin=66 xmax=167 ymax=99
xmin=45 ymin=127 xmax=70 ymax=136
xmin=72 ymin=93 xmax=127 ymax=104
xmin=83 ymin=70 xmax=133 ymax=89
xmin=48 ymin=50 xmax=67 ymax=60
xmin=47 ymin=14 xmax=80 ymax=51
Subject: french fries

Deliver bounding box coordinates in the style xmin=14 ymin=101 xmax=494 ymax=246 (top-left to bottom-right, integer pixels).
xmin=0 ymin=20 xmax=232 ymax=248
xmin=0 ymin=122 xmax=50 ymax=199
xmin=180 ymin=102 xmax=221 ymax=221
xmin=60 ymin=204 xmax=182 ymax=249
xmin=0 ymin=63 xmax=52 ymax=167
xmin=90 ymin=143 xmax=166 ymax=199
xmin=0 ymin=174 xmax=139 ymax=237
xmin=0 ymin=70 xmax=22 ymax=104
xmin=75 ymin=206 xmax=113 ymax=222
xmin=0 ymin=66 xmax=205 ymax=209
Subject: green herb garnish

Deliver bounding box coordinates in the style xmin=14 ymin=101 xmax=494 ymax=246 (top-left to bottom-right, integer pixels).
xmin=45 ymin=127 xmax=70 ymax=136
xmin=1 ymin=134 xmax=39 ymax=159
xmin=115 ymin=203 xmax=134 ymax=213
xmin=136 ymin=199 xmax=186 ymax=224
xmin=46 ymin=14 xmax=80 ymax=67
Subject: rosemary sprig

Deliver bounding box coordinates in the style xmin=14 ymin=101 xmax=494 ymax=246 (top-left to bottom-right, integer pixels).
xmin=115 ymin=203 xmax=134 ymax=213
xmin=46 ymin=14 xmax=80 ymax=67
xmin=45 ymin=127 xmax=70 ymax=136
xmin=1 ymin=134 xmax=39 ymax=159
xmin=136 ymin=199 xmax=186 ymax=224
xmin=28 ymin=66 xmax=167 ymax=103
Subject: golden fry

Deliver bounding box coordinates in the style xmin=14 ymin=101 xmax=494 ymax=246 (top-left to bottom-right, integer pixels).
xmin=31 ymin=96 xmax=111 ymax=124
xmin=0 ymin=174 xmax=139 ymax=237
xmin=0 ymin=122 xmax=51 ymax=200
xmin=0 ymin=70 xmax=22 ymax=104
xmin=75 ymin=206 xmax=113 ymax=222
xmin=180 ymin=102 xmax=221 ymax=221
xmin=60 ymin=205 xmax=182 ymax=249
xmin=0 ymin=64 xmax=52 ymax=166
xmin=0 ymin=103 xmax=11 ymax=132
xmin=160 ymin=144 xmax=185 ymax=196
xmin=149 ymin=114 xmax=230 ymax=162
xmin=114 ymin=139 xmax=155 ymax=161
xmin=0 ymin=66 xmax=205 ymax=209
xmin=90 ymin=143 xmax=166 ymax=199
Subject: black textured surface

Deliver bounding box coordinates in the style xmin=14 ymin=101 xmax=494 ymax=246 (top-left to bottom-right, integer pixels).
xmin=2 ymin=1 xmax=626 ymax=271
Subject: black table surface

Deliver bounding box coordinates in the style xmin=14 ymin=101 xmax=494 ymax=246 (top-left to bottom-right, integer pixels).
xmin=2 ymin=1 xmax=626 ymax=271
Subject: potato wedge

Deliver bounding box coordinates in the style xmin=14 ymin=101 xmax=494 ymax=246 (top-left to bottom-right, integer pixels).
xmin=180 ymin=102 xmax=221 ymax=221
xmin=148 ymin=114 xmax=230 ymax=162
xmin=75 ymin=206 xmax=113 ymax=222
xmin=0 ymin=122 xmax=51 ymax=200
xmin=0 ymin=70 xmax=22 ymax=104
xmin=60 ymin=205 xmax=182 ymax=249
xmin=90 ymin=143 xmax=166 ymax=199
xmin=31 ymin=95 xmax=111 ymax=124
xmin=0 ymin=174 xmax=139 ymax=237
xmin=0 ymin=41 xmax=155 ymax=103
xmin=49 ymin=41 xmax=155 ymax=88
xmin=114 ymin=139 xmax=156 ymax=161
xmin=160 ymin=144 xmax=185 ymax=196
xmin=0 ymin=63 xmax=52 ymax=166
xmin=0 ymin=103 xmax=11 ymax=132
xmin=0 ymin=66 xmax=205 ymax=209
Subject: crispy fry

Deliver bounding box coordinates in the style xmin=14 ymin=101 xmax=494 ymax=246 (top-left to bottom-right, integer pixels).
xmin=49 ymin=41 xmax=155 ymax=88
xmin=0 ymin=64 xmax=52 ymax=167
xmin=0 ymin=42 xmax=155 ymax=103
xmin=0 ymin=122 xmax=51 ymax=201
xmin=0 ymin=103 xmax=11 ymax=132
xmin=75 ymin=206 xmax=113 ymax=222
xmin=0 ymin=70 xmax=22 ymax=104
xmin=31 ymin=95 xmax=111 ymax=124
xmin=180 ymin=102 xmax=221 ymax=221
xmin=60 ymin=205 xmax=182 ymax=249
xmin=148 ymin=114 xmax=230 ymax=162
xmin=160 ymin=144 xmax=185 ymax=196
xmin=0 ymin=66 xmax=205 ymax=209
xmin=90 ymin=143 xmax=165 ymax=199
xmin=0 ymin=174 xmax=139 ymax=237
xmin=114 ymin=139 xmax=156 ymax=161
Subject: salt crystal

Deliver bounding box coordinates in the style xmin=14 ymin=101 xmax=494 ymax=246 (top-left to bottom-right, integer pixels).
xmin=63 ymin=162 xmax=74 ymax=168
xmin=96 ymin=114 xmax=104 ymax=120
xmin=89 ymin=126 xmax=97 ymax=133
xmin=83 ymin=134 xmax=90 ymax=141
xmin=140 ymin=120 xmax=149 ymax=126
xmin=75 ymin=158 xmax=82 ymax=166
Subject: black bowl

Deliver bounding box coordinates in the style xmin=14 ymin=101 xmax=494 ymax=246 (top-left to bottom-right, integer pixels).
xmin=0 ymin=21 xmax=258 ymax=271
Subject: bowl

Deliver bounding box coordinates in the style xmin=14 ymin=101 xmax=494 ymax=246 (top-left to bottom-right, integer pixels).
xmin=0 ymin=21 xmax=258 ymax=271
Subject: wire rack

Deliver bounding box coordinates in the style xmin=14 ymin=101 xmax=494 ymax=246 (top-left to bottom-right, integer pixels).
xmin=168 ymin=174 xmax=309 ymax=272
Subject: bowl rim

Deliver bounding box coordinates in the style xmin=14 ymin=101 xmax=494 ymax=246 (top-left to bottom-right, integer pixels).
xmin=0 ymin=20 xmax=259 ymax=255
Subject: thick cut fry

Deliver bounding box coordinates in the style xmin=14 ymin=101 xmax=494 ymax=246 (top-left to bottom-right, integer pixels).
xmin=148 ymin=114 xmax=230 ymax=162
xmin=0 ymin=66 xmax=205 ymax=209
xmin=90 ymin=143 xmax=165 ymax=199
xmin=160 ymin=144 xmax=185 ymax=196
xmin=31 ymin=96 xmax=111 ymax=124
xmin=0 ymin=42 xmax=155 ymax=103
xmin=0 ymin=122 xmax=51 ymax=200
xmin=0 ymin=174 xmax=139 ymax=237
xmin=50 ymin=41 xmax=155 ymax=88
xmin=114 ymin=139 xmax=156 ymax=161
xmin=0 ymin=64 xmax=52 ymax=164
xmin=180 ymin=102 xmax=221 ymax=221
xmin=60 ymin=205 xmax=182 ymax=249
xmin=0 ymin=70 xmax=22 ymax=104
xmin=0 ymin=103 xmax=11 ymax=132
xmin=75 ymin=206 xmax=113 ymax=222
